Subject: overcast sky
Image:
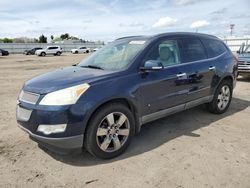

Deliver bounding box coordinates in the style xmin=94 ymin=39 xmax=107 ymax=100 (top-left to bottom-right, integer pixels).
xmin=0 ymin=0 xmax=249 ymax=41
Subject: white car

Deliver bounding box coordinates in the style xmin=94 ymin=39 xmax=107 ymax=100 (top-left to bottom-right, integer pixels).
xmin=36 ymin=46 xmax=62 ymax=56
xmin=92 ymin=48 xmax=100 ymax=52
xmin=71 ymin=47 xmax=90 ymax=54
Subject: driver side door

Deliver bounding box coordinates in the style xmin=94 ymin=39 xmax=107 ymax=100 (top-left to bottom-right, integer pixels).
xmin=139 ymin=38 xmax=192 ymax=123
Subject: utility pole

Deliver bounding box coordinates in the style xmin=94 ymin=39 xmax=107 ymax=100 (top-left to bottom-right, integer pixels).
xmin=230 ymin=24 xmax=235 ymax=36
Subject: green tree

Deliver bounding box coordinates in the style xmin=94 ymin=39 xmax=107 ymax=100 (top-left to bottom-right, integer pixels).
xmin=50 ymin=35 xmax=54 ymax=41
xmin=39 ymin=34 xmax=47 ymax=43
xmin=60 ymin=33 xmax=69 ymax=40
xmin=3 ymin=38 xmax=13 ymax=43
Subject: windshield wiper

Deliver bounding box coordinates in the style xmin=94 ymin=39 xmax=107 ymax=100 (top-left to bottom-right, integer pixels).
xmin=80 ymin=65 xmax=104 ymax=70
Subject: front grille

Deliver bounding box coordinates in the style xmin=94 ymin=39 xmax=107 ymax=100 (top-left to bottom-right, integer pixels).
xmin=238 ymin=61 xmax=250 ymax=65
xmin=19 ymin=90 xmax=40 ymax=104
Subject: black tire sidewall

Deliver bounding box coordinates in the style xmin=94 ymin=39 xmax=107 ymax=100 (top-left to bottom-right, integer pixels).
xmin=85 ymin=103 xmax=135 ymax=159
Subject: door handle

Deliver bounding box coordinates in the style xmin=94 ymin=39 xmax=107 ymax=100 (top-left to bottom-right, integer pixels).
xmin=176 ymin=73 xmax=187 ymax=78
xmin=209 ymin=66 xmax=216 ymax=71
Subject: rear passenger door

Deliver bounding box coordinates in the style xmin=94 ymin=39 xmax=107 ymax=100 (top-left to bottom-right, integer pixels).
xmin=179 ymin=37 xmax=216 ymax=102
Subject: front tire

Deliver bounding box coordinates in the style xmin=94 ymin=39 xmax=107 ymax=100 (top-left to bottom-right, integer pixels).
xmin=84 ymin=103 xmax=135 ymax=159
xmin=207 ymin=80 xmax=232 ymax=114
xmin=41 ymin=52 xmax=46 ymax=57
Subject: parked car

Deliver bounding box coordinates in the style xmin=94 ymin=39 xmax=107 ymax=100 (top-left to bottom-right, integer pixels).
xmin=17 ymin=32 xmax=237 ymax=159
xmin=35 ymin=46 xmax=62 ymax=56
xmin=71 ymin=47 xmax=90 ymax=54
xmin=0 ymin=49 xmax=9 ymax=56
xmin=23 ymin=47 xmax=43 ymax=55
xmin=237 ymin=43 xmax=250 ymax=77
xmin=92 ymin=47 xmax=100 ymax=52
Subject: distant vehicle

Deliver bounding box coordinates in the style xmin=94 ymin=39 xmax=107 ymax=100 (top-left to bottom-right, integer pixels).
xmin=92 ymin=48 xmax=100 ymax=52
xmin=35 ymin=46 xmax=62 ymax=56
xmin=0 ymin=49 xmax=9 ymax=56
xmin=23 ymin=47 xmax=43 ymax=55
xmin=237 ymin=43 xmax=250 ymax=77
xmin=71 ymin=47 xmax=90 ymax=54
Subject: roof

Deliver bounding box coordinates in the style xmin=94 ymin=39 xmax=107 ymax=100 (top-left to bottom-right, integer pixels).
xmin=116 ymin=32 xmax=219 ymax=41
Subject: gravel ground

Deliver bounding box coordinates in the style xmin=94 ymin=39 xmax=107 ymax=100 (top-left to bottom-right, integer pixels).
xmin=0 ymin=54 xmax=250 ymax=187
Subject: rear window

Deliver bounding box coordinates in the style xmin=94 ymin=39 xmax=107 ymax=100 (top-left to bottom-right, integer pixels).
xmin=202 ymin=39 xmax=227 ymax=58
xmin=180 ymin=38 xmax=207 ymax=63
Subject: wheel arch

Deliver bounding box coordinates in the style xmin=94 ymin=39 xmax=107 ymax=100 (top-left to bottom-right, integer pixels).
xmin=220 ymin=75 xmax=234 ymax=87
xmin=83 ymin=97 xmax=141 ymax=138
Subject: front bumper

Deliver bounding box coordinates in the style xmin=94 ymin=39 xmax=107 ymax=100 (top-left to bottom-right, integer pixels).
xmin=16 ymin=98 xmax=88 ymax=150
xmin=19 ymin=124 xmax=83 ymax=149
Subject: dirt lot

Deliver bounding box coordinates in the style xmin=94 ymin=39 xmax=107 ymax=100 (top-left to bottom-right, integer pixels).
xmin=0 ymin=54 xmax=250 ymax=187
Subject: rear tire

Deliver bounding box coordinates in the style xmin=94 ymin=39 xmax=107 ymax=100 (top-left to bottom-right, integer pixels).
xmin=206 ymin=80 xmax=232 ymax=114
xmin=84 ymin=103 xmax=135 ymax=159
xmin=86 ymin=50 xmax=89 ymax=53
xmin=56 ymin=51 xmax=61 ymax=56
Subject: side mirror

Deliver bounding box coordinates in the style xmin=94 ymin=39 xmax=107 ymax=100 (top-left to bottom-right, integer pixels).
xmin=140 ymin=60 xmax=164 ymax=71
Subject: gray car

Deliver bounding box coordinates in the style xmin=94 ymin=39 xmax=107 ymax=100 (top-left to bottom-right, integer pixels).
xmin=237 ymin=44 xmax=250 ymax=77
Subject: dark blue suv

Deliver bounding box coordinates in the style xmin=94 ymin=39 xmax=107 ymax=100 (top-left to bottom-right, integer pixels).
xmin=17 ymin=32 xmax=237 ymax=159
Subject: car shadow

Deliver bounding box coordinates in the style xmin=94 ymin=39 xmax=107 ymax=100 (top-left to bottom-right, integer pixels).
xmin=42 ymin=97 xmax=250 ymax=166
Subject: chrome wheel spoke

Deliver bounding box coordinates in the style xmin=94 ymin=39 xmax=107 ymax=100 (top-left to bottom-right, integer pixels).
xmin=100 ymin=136 xmax=112 ymax=151
xmin=113 ymin=137 xmax=121 ymax=150
xmin=218 ymin=100 xmax=223 ymax=108
xmin=97 ymin=128 xmax=108 ymax=136
xmin=106 ymin=113 xmax=115 ymax=126
xmin=218 ymin=94 xmax=223 ymax=100
xmin=118 ymin=128 xmax=129 ymax=136
xmin=117 ymin=114 xmax=127 ymax=127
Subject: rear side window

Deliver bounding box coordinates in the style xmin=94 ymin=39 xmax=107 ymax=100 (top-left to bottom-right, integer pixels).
xmin=180 ymin=38 xmax=207 ymax=63
xmin=202 ymin=39 xmax=227 ymax=58
xmin=48 ymin=47 xmax=58 ymax=50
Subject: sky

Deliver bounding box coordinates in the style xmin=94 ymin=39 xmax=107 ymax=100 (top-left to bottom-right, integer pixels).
xmin=0 ymin=0 xmax=249 ymax=41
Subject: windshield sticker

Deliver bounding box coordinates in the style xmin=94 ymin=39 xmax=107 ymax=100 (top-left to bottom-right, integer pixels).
xmin=129 ymin=40 xmax=146 ymax=45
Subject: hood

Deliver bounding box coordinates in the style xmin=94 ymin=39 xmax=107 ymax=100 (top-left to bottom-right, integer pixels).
xmin=239 ymin=53 xmax=250 ymax=61
xmin=24 ymin=66 xmax=114 ymax=94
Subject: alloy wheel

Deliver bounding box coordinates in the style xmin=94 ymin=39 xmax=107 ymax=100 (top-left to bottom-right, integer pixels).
xmin=96 ymin=112 xmax=130 ymax=152
xmin=217 ymin=85 xmax=230 ymax=110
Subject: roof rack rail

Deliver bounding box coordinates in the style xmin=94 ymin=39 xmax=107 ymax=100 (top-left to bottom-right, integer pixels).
xmin=115 ymin=36 xmax=143 ymax=40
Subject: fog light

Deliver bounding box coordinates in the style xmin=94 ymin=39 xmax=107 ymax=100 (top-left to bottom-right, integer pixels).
xmin=37 ymin=124 xmax=67 ymax=135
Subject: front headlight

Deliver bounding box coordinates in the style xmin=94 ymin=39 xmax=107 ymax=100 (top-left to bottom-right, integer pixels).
xmin=39 ymin=83 xmax=90 ymax=105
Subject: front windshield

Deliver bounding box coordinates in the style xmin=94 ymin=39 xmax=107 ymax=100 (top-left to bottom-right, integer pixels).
xmin=78 ymin=39 xmax=147 ymax=71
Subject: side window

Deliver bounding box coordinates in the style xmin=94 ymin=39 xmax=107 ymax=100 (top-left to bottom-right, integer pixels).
xmin=144 ymin=40 xmax=180 ymax=67
xmin=202 ymin=39 xmax=227 ymax=58
xmin=180 ymin=38 xmax=207 ymax=63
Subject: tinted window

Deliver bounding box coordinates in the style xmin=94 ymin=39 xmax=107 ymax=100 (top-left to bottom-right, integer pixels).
xmin=48 ymin=47 xmax=58 ymax=50
xmin=202 ymin=39 xmax=227 ymax=58
xmin=180 ymin=38 xmax=207 ymax=63
xmin=144 ymin=40 xmax=180 ymax=67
